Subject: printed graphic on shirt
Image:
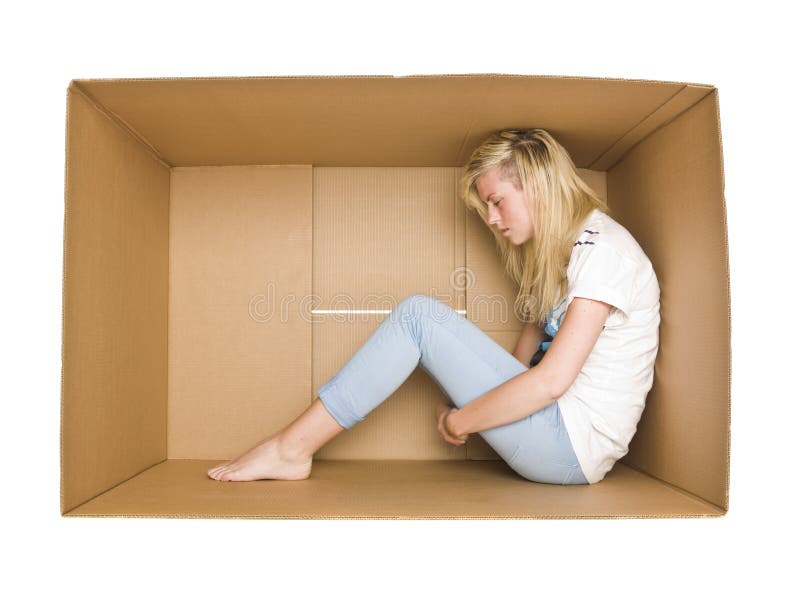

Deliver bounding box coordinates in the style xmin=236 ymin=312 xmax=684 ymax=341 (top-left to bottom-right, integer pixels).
xmin=574 ymin=228 xmax=599 ymax=246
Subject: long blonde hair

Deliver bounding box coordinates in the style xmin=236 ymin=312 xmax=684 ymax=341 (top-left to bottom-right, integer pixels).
xmin=459 ymin=129 xmax=609 ymax=325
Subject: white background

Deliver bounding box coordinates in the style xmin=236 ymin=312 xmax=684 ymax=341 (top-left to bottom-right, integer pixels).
xmin=1 ymin=0 xmax=796 ymax=586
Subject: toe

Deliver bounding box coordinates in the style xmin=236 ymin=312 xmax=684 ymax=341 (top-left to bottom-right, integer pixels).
xmin=210 ymin=466 xmax=229 ymax=480
xmin=208 ymin=461 xmax=232 ymax=479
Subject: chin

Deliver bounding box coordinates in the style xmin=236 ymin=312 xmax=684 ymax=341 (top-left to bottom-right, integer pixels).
xmin=511 ymin=234 xmax=532 ymax=246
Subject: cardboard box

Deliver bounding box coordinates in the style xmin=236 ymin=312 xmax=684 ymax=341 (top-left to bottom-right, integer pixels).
xmin=61 ymin=74 xmax=730 ymax=519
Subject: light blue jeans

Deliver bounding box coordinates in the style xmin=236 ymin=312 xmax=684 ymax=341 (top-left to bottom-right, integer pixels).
xmin=317 ymin=295 xmax=589 ymax=485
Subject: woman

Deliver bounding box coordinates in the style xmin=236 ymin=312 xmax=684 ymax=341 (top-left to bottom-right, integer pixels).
xmin=207 ymin=128 xmax=660 ymax=485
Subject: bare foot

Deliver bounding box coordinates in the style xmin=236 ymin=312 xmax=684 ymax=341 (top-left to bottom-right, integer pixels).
xmin=207 ymin=435 xmax=312 ymax=482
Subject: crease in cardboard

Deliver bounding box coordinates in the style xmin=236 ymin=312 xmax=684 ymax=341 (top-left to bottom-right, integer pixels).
xmin=62 ymin=459 xmax=169 ymax=516
xmin=619 ymin=461 xmax=727 ymax=513
xmin=455 ymin=76 xmax=495 ymax=164
xmin=591 ymin=84 xmax=714 ymax=170
xmin=69 ymin=81 xmax=171 ymax=169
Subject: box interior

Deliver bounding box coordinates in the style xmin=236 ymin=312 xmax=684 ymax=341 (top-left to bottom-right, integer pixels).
xmin=62 ymin=75 xmax=730 ymax=518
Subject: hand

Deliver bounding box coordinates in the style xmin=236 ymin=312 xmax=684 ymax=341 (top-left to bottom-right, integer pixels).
xmin=436 ymin=399 xmax=468 ymax=446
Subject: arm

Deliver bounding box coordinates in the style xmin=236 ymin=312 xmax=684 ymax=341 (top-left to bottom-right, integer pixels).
xmin=439 ymin=321 xmax=543 ymax=409
xmin=512 ymin=320 xmax=546 ymax=366
xmin=446 ymin=297 xmax=611 ymax=437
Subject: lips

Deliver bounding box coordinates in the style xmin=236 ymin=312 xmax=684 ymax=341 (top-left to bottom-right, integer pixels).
xmin=501 ymin=227 xmax=511 ymax=236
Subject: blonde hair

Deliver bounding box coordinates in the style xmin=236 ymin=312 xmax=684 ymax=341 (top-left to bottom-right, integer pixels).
xmin=459 ymin=129 xmax=610 ymax=325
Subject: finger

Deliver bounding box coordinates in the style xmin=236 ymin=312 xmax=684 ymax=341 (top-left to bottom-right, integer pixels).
xmin=439 ymin=426 xmax=458 ymax=445
xmin=438 ymin=423 xmax=462 ymax=446
xmin=442 ymin=429 xmax=461 ymax=445
xmin=448 ymin=431 xmax=466 ymax=446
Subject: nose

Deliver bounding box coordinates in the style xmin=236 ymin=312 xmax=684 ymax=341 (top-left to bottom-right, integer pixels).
xmin=486 ymin=204 xmax=500 ymax=226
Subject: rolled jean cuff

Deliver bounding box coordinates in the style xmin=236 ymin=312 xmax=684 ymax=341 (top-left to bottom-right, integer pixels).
xmin=318 ymin=378 xmax=363 ymax=430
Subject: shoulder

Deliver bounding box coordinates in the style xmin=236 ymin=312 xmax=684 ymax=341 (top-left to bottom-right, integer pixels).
xmin=569 ymin=209 xmax=651 ymax=270
xmin=565 ymin=209 xmax=660 ymax=322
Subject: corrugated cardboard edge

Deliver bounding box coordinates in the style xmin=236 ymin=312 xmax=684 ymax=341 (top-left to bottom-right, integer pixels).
xmin=714 ymin=87 xmax=732 ymax=514
xmin=69 ymin=72 xmax=717 ymax=87
xmin=60 ymin=85 xmax=69 ymax=516
xmin=63 ymin=514 xmax=725 ymax=520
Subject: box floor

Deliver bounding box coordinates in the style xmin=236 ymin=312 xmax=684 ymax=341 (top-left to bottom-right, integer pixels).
xmin=64 ymin=460 xmax=724 ymax=519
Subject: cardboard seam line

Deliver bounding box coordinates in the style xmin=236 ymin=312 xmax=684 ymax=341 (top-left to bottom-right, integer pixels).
xmin=453 ymin=167 xmax=468 ymax=462
xmin=166 ymin=171 xmax=173 ymax=460
xmin=589 ymin=84 xmax=715 ymax=171
xmin=587 ymin=84 xmax=689 ymax=170
xmin=455 ymin=76 xmax=494 ymax=165
xmin=618 ymin=460 xmax=727 ymax=514
xmin=68 ymin=81 xmax=172 ymax=170
xmin=310 ymin=167 xmax=315 ymax=408
xmin=61 ymin=458 xmax=169 ymax=516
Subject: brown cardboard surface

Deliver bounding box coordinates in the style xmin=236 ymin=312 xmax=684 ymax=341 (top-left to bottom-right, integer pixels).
xmin=61 ymin=86 xmax=171 ymax=515
xmin=63 ymin=459 xmax=724 ymax=519
xmin=168 ymin=166 xmax=313 ymax=459
xmin=591 ymin=84 xmax=716 ymax=170
xmin=71 ymin=75 xmax=713 ymax=169
xmin=608 ymin=90 xmax=729 ymax=510
xmin=310 ymin=167 xmax=469 ymax=460
xmin=62 ymin=74 xmax=730 ymax=518
xmin=312 ymin=167 xmax=465 ymax=310
xmin=71 ymin=76 xmax=487 ymax=167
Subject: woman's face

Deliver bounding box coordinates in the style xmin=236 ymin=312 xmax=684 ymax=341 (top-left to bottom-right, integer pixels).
xmin=475 ymin=166 xmax=535 ymax=246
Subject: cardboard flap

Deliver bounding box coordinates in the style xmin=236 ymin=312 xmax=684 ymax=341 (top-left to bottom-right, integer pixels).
xmin=72 ymin=75 xmax=714 ymax=169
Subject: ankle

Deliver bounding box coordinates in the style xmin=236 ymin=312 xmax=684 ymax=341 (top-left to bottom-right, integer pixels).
xmin=276 ymin=434 xmax=313 ymax=464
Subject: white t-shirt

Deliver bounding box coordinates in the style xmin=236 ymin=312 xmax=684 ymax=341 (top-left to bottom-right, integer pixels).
xmin=536 ymin=208 xmax=661 ymax=484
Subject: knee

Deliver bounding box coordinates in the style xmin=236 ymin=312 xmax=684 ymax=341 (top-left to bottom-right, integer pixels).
xmin=393 ymin=295 xmax=429 ymax=324
xmin=396 ymin=294 xmax=431 ymax=310
xmin=394 ymin=295 xmax=451 ymax=323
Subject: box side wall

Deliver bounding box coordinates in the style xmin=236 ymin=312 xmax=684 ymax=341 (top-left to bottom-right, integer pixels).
xmin=608 ymin=90 xmax=729 ymax=510
xmin=167 ymin=166 xmax=313 ymax=459
xmin=62 ymin=88 xmax=170 ymax=513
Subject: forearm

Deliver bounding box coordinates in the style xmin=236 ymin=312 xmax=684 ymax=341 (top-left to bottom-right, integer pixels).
xmin=446 ymin=367 xmax=557 ymax=437
xmin=512 ymin=322 xmax=544 ymax=365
